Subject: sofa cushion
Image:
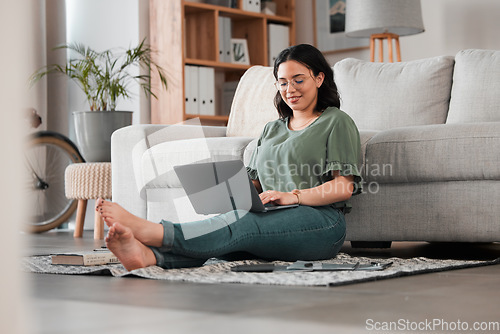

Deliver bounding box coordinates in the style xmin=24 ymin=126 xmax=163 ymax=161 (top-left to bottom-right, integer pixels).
xmin=141 ymin=137 xmax=254 ymax=188
xmin=447 ymin=49 xmax=500 ymax=123
xmin=333 ymin=56 xmax=455 ymax=131
xmin=363 ymin=122 xmax=500 ymax=183
xmin=227 ymin=66 xmax=280 ymax=138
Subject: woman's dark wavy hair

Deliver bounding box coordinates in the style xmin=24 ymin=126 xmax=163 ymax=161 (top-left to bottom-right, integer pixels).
xmin=273 ymin=44 xmax=340 ymax=119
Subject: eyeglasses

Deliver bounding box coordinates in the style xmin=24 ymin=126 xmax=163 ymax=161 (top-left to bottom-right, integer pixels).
xmin=274 ymin=76 xmax=309 ymax=92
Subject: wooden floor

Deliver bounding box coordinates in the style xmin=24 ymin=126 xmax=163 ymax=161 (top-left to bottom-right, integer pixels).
xmin=25 ymin=231 xmax=500 ymax=334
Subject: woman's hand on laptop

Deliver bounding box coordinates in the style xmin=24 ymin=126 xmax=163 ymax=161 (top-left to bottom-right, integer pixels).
xmin=259 ymin=190 xmax=299 ymax=206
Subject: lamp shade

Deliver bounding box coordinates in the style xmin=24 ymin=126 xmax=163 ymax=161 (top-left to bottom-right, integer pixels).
xmin=345 ymin=0 xmax=425 ymax=38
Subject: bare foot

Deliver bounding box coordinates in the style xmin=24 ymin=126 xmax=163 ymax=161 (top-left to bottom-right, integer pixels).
xmin=96 ymin=198 xmax=163 ymax=247
xmin=96 ymin=198 xmax=148 ymax=227
xmin=105 ymin=222 xmax=157 ymax=271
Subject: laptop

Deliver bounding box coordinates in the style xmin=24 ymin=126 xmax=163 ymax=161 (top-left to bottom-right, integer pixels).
xmin=173 ymin=160 xmax=298 ymax=214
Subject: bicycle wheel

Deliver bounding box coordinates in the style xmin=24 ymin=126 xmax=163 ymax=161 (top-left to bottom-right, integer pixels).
xmin=24 ymin=131 xmax=84 ymax=233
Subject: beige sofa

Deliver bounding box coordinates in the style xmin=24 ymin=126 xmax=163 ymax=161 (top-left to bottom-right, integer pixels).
xmin=112 ymin=49 xmax=500 ymax=246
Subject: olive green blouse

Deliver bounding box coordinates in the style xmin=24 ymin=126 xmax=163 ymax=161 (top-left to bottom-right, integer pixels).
xmin=246 ymin=106 xmax=362 ymax=212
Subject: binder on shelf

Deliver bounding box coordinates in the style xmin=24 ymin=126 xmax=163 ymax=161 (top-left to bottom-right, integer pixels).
xmin=185 ymin=65 xmax=199 ymax=115
xmin=218 ymin=17 xmax=232 ymax=63
xmin=218 ymin=17 xmax=225 ymax=62
xmin=242 ymin=0 xmax=261 ymax=13
xmin=268 ymin=23 xmax=289 ymax=65
xmin=224 ymin=17 xmax=232 ymax=63
xmin=198 ymin=66 xmax=215 ymax=116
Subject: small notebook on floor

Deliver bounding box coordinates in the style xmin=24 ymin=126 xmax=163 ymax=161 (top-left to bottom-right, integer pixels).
xmin=174 ymin=160 xmax=298 ymax=214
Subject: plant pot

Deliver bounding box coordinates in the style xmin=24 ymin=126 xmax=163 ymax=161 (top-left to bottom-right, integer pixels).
xmin=73 ymin=111 xmax=132 ymax=162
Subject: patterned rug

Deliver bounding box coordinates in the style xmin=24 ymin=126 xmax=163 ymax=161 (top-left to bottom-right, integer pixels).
xmin=22 ymin=253 xmax=500 ymax=287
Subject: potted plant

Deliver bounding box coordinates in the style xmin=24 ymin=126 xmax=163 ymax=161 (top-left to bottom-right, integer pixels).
xmin=30 ymin=38 xmax=167 ymax=162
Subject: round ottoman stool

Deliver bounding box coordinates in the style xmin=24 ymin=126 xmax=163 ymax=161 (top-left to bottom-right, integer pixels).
xmin=65 ymin=162 xmax=112 ymax=239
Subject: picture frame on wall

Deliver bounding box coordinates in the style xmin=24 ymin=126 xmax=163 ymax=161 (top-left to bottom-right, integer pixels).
xmin=313 ymin=0 xmax=367 ymax=53
xmin=230 ymin=38 xmax=250 ymax=65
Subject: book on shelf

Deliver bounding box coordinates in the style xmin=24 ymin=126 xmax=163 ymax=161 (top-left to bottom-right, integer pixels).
xmin=51 ymin=249 xmax=120 ymax=266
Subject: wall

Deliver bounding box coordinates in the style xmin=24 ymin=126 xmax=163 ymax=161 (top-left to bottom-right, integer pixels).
xmin=296 ymin=0 xmax=500 ymax=65
xmin=402 ymin=0 xmax=500 ymax=60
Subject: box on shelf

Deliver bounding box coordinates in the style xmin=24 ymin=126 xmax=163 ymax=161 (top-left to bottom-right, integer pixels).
xmin=242 ymin=0 xmax=261 ymax=13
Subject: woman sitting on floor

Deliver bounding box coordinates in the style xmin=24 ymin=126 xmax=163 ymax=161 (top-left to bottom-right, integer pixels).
xmin=96 ymin=44 xmax=362 ymax=271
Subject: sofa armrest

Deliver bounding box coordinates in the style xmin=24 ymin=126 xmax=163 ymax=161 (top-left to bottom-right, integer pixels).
xmin=111 ymin=124 xmax=227 ymax=218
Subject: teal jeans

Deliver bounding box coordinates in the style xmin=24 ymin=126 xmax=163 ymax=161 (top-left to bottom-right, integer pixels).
xmin=149 ymin=205 xmax=346 ymax=269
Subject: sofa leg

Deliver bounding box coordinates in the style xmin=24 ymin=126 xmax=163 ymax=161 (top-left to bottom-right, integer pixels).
xmin=350 ymin=241 xmax=392 ymax=249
